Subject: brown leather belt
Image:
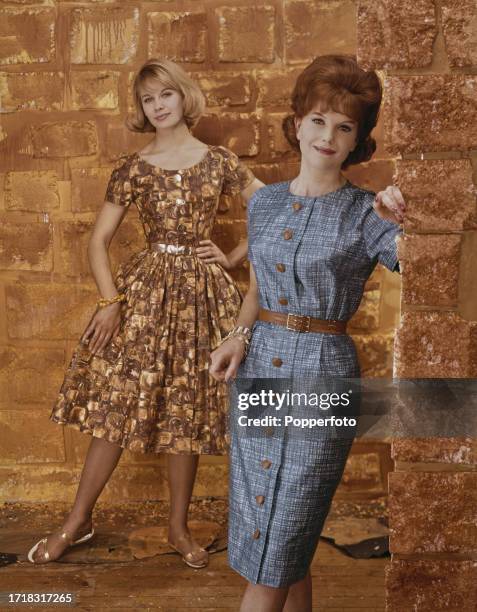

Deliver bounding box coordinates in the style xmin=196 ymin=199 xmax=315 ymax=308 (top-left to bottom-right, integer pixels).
xmin=149 ymin=242 xmax=196 ymax=255
xmin=258 ymin=308 xmax=347 ymax=335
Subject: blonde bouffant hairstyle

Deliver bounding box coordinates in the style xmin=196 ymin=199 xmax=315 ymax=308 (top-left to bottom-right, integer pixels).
xmin=282 ymin=55 xmax=382 ymax=169
xmin=127 ymin=58 xmax=206 ymax=132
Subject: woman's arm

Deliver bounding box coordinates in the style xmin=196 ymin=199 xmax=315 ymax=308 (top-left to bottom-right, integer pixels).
xmin=81 ymin=202 xmax=128 ymax=354
xmin=210 ymin=263 xmax=260 ymax=383
xmin=197 ymin=178 xmax=264 ymax=269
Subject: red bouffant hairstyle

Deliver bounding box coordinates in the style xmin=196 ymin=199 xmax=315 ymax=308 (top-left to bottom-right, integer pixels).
xmin=282 ymin=55 xmax=382 ymax=169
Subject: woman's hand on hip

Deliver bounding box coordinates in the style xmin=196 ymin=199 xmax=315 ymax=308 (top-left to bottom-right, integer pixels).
xmin=374 ymin=186 xmax=406 ymax=224
xmin=196 ymin=240 xmax=231 ymax=269
xmin=81 ymin=302 xmax=122 ymax=355
xmin=210 ymin=338 xmax=245 ymax=383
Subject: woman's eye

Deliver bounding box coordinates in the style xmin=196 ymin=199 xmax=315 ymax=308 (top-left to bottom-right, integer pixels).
xmin=143 ymin=97 xmax=152 ymax=103
xmin=162 ymin=91 xmax=172 ymax=97
xmin=340 ymin=126 xmax=352 ymax=132
xmin=312 ymin=118 xmax=324 ymax=124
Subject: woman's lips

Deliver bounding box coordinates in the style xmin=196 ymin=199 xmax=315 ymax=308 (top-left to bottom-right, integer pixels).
xmin=315 ymin=146 xmax=336 ymax=155
xmin=154 ymin=113 xmax=170 ymax=121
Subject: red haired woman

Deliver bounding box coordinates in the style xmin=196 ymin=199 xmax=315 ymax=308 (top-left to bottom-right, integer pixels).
xmin=211 ymin=55 xmax=405 ymax=611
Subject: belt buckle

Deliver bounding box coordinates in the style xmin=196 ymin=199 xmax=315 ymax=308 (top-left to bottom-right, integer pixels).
xmin=286 ymin=313 xmax=310 ymax=333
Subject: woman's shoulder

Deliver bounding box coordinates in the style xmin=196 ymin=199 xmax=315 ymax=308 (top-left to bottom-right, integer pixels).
xmin=346 ymin=182 xmax=376 ymax=209
xmin=111 ymin=152 xmax=138 ymax=175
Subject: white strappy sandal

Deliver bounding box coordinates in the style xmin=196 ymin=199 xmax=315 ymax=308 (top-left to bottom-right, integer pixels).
xmin=27 ymin=527 xmax=95 ymax=564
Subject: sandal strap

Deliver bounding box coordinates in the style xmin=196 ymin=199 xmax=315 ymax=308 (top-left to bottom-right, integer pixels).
xmin=60 ymin=531 xmax=74 ymax=544
xmin=41 ymin=538 xmax=50 ymax=561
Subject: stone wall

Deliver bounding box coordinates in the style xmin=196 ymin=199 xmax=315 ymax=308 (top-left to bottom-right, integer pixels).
xmin=357 ymin=0 xmax=477 ymax=609
xmin=0 ymin=1 xmax=399 ymax=504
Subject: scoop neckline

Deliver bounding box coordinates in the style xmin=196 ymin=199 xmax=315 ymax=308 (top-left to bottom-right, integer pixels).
xmin=285 ymin=178 xmax=351 ymax=199
xmin=135 ymin=145 xmax=211 ymax=173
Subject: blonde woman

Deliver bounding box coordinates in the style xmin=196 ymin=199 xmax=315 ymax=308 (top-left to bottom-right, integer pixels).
xmin=28 ymin=59 xmax=262 ymax=567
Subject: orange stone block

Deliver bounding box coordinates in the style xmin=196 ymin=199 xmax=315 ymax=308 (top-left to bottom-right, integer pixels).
xmin=441 ymin=0 xmax=477 ymax=68
xmin=395 ymin=312 xmax=477 ymax=377
xmin=69 ymin=7 xmax=139 ymax=64
xmin=31 ymin=121 xmax=98 ymax=158
xmin=196 ymin=72 xmax=252 ymax=108
xmin=256 ymin=68 xmax=303 ymax=107
xmin=357 ymin=0 xmax=436 ymax=69
xmin=266 ymin=112 xmax=294 ymax=157
xmin=70 ymin=70 xmax=120 ymax=110
xmin=386 ymin=560 xmax=477 ymax=612
xmin=0 ymin=217 xmax=52 ymax=271
xmin=389 ymin=472 xmax=477 ymax=553
xmin=396 ymin=159 xmax=477 ymax=232
xmin=400 ymin=234 xmax=461 ymax=306
xmin=384 ymin=75 xmax=477 ymax=153
xmin=392 ymin=438 xmax=477 ymax=465
xmin=353 ymin=332 xmax=394 ymax=377
xmin=148 ymin=11 xmax=207 ymax=63
xmin=0 ymin=72 xmax=63 ymax=112
xmin=5 ymin=283 xmax=97 ymax=340
xmin=344 ymin=160 xmax=395 ymax=194
xmin=0 ymin=345 xmax=64 ymax=404
xmin=284 ymin=0 xmax=356 ymax=64
xmin=4 ymin=170 xmax=59 ymax=212
xmin=0 ymin=7 xmax=55 ymax=65
xmin=0 ymin=410 xmax=66 ymax=464
xmin=71 ymin=167 xmax=113 ymax=213
xmin=216 ymin=6 xmax=275 ymax=63
xmin=194 ymin=113 xmax=260 ymax=157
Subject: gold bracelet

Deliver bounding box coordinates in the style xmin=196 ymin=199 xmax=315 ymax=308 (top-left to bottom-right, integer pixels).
xmin=220 ymin=326 xmax=252 ymax=356
xmin=97 ymin=294 xmax=126 ymax=308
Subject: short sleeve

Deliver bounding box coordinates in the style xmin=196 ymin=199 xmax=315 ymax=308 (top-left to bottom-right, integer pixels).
xmin=104 ymin=158 xmax=133 ymax=208
xmin=362 ymin=194 xmax=402 ymax=272
xmin=220 ymin=147 xmax=255 ymax=195
xmin=246 ymin=189 xmax=260 ymax=264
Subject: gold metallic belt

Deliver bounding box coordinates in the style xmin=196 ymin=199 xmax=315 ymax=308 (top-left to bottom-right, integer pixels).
xmin=258 ymin=308 xmax=347 ymax=335
xmin=149 ymin=242 xmax=195 ymax=255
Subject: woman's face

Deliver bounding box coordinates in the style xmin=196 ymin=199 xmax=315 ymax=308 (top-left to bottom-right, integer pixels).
xmin=139 ymin=79 xmax=185 ymax=130
xmin=295 ymin=106 xmax=358 ymax=169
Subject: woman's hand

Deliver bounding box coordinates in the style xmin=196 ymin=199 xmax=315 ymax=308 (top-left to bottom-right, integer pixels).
xmin=210 ymin=337 xmax=246 ymax=382
xmin=374 ymin=186 xmax=406 ymax=224
xmin=81 ymin=302 xmax=122 ymax=355
xmin=196 ymin=240 xmax=232 ymax=269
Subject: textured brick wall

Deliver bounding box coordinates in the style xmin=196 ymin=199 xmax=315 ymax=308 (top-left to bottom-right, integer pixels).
xmin=358 ymin=0 xmax=477 ymax=609
xmin=0 ymin=1 xmax=399 ymax=504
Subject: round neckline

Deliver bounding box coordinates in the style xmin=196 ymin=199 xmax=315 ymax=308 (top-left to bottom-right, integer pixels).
xmin=135 ymin=145 xmax=211 ymax=173
xmin=285 ymin=178 xmax=351 ymax=199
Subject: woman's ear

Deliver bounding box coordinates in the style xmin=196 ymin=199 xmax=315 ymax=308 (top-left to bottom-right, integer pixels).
xmin=294 ymin=116 xmax=302 ymax=141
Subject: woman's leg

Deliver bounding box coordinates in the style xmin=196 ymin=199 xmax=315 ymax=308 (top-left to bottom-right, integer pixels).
xmin=31 ymin=436 xmax=123 ymax=562
xmin=167 ymin=454 xmax=208 ymax=564
xmin=239 ymin=572 xmax=312 ymax=612
xmin=239 ymin=583 xmax=289 ymax=612
xmin=283 ymin=572 xmax=312 ymax=612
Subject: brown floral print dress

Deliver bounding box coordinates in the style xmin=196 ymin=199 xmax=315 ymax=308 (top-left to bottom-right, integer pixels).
xmin=50 ymin=145 xmax=254 ymax=455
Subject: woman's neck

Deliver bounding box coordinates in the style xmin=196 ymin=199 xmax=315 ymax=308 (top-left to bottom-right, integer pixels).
xmin=290 ymin=162 xmax=346 ymax=197
xmin=148 ymin=123 xmax=198 ymax=153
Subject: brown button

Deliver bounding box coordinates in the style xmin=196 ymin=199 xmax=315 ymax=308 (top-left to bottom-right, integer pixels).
xmin=255 ymin=495 xmax=265 ymax=505
xmin=252 ymin=529 xmax=261 ymax=539
xmin=292 ymin=202 xmax=303 ymax=211
xmin=276 ymin=263 xmax=286 ymax=272
xmin=265 ymin=427 xmax=274 ymax=437
xmin=272 ymin=357 xmax=283 ymax=367
xmin=278 ymin=297 xmax=288 ymax=305
xmin=283 ymin=229 xmax=293 ymax=240
xmin=261 ymin=459 xmax=272 ymax=469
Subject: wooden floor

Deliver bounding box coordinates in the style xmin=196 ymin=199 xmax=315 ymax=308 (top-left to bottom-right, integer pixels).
xmin=0 ymin=501 xmax=387 ymax=611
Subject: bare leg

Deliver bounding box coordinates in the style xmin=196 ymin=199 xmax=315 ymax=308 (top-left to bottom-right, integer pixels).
xmin=240 ymin=583 xmax=289 ymax=612
xmin=167 ymin=454 xmax=208 ymax=565
xmin=32 ymin=436 xmax=123 ymax=562
xmin=239 ymin=572 xmax=312 ymax=612
xmin=283 ymin=572 xmax=312 ymax=612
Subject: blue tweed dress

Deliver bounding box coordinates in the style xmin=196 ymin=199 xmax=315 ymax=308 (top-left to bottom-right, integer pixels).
xmin=228 ymin=180 xmax=400 ymax=587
